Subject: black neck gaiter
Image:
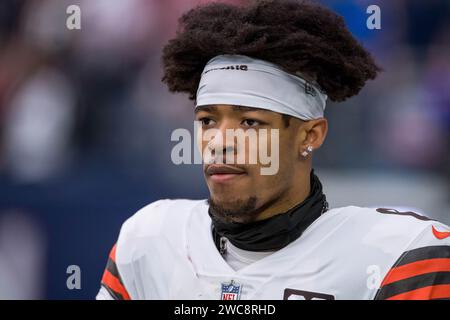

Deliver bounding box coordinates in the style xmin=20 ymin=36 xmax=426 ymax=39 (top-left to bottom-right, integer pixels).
xmin=209 ymin=170 xmax=328 ymax=252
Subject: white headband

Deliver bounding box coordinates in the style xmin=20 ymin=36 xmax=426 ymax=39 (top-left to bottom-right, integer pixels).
xmin=195 ymin=54 xmax=327 ymax=120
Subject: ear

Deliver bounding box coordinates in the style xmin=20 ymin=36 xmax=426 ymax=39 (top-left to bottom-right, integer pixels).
xmin=299 ymin=118 xmax=328 ymax=151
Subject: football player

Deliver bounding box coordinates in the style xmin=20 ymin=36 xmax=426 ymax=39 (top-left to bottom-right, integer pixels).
xmin=97 ymin=0 xmax=450 ymax=300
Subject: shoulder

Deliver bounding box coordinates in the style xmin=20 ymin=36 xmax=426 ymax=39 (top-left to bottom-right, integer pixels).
xmin=366 ymin=209 xmax=450 ymax=300
xmin=327 ymin=205 xmax=449 ymax=253
xmin=309 ymin=205 xmax=446 ymax=261
xmin=115 ymin=198 xmax=207 ymax=262
xmin=329 ymin=205 xmax=450 ymax=299
xmin=119 ymin=198 xmax=207 ymax=238
xmin=310 ymin=205 xmax=449 ymax=299
xmin=98 ymin=199 xmax=207 ymax=300
xmin=328 ymin=205 xmax=445 ymax=239
xmin=109 ymin=198 xmax=208 ymax=299
xmin=320 ymin=205 xmax=448 ymax=262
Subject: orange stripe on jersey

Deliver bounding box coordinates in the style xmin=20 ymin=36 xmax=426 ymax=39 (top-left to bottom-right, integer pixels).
xmin=102 ymin=269 xmax=131 ymax=300
xmin=381 ymin=258 xmax=450 ymax=286
xmin=386 ymin=284 xmax=450 ymax=300
xmin=109 ymin=244 xmax=117 ymax=263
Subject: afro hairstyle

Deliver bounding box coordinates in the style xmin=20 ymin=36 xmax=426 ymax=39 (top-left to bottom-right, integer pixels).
xmin=162 ymin=0 xmax=381 ymax=102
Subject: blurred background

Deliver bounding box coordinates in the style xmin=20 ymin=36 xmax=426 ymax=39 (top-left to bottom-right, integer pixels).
xmin=0 ymin=0 xmax=448 ymax=299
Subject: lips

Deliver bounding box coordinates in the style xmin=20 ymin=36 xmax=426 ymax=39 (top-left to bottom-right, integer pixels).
xmin=205 ymin=164 xmax=247 ymax=182
xmin=206 ymin=164 xmax=246 ymax=175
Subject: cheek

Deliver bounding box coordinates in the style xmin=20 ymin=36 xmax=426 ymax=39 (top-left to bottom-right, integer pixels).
xmin=246 ymin=138 xmax=259 ymax=163
xmin=196 ymin=126 xmax=204 ymax=155
xmin=247 ymin=162 xmax=285 ymax=185
xmin=279 ymin=130 xmax=298 ymax=161
xmin=246 ymin=128 xmax=281 ymax=165
xmin=245 ymin=173 xmax=286 ymax=200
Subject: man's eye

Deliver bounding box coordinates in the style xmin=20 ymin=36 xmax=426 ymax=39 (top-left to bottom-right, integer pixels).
xmin=199 ymin=118 xmax=215 ymax=126
xmin=242 ymin=119 xmax=260 ymax=127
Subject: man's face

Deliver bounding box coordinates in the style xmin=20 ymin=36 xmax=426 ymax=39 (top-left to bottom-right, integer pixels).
xmin=195 ymin=104 xmax=304 ymax=223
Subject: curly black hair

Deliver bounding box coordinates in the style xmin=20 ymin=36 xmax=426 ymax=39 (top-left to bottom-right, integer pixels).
xmin=162 ymin=0 xmax=380 ymax=102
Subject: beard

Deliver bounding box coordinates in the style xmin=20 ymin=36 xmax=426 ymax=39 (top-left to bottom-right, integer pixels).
xmin=208 ymin=192 xmax=283 ymax=224
xmin=208 ymin=196 xmax=258 ymax=224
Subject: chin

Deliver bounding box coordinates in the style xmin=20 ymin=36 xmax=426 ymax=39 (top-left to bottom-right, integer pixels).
xmin=208 ymin=184 xmax=238 ymax=197
xmin=210 ymin=193 xmax=244 ymax=207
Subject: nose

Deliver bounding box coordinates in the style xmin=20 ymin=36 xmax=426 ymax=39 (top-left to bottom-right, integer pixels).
xmin=207 ymin=130 xmax=235 ymax=156
xmin=205 ymin=120 xmax=238 ymax=162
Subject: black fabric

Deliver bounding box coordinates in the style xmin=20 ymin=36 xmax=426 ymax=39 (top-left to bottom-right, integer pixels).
xmin=106 ymin=258 xmax=121 ymax=280
xmin=209 ymin=169 xmax=328 ymax=252
xmin=394 ymin=246 xmax=450 ymax=267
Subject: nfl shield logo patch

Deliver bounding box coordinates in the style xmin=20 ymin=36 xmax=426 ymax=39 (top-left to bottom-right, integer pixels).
xmin=220 ymin=280 xmax=242 ymax=300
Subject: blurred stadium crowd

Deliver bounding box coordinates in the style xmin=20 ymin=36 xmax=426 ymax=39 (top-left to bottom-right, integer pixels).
xmin=0 ymin=0 xmax=448 ymax=299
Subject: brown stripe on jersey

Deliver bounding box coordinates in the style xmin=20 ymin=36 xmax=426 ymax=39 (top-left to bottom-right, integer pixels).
xmin=395 ymin=246 xmax=450 ymax=267
xmin=101 ymin=269 xmax=131 ymax=300
xmin=376 ymin=271 xmax=450 ymax=300
xmin=386 ymin=284 xmax=450 ymax=300
xmin=375 ymin=246 xmax=450 ymax=300
xmin=375 ymin=208 xmax=436 ymax=221
xmin=105 ymin=244 xmax=127 ymax=288
xmin=100 ymin=244 xmax=131 ymax=300
xmin=101 ymin=283 xmax=125 ymax=300
xmin=106 ymin=257 xmax=121 ymax=280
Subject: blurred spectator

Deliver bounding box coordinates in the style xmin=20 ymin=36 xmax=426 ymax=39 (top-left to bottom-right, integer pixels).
xmin=0 ymin=209 xmax=46 ymax=299
xmin=4 ymin=67 xmax=76 ymax=182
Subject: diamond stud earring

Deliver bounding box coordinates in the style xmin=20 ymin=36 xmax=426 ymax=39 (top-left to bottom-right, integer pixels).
xmin=301 ymin=145 xmax=313 ymax=158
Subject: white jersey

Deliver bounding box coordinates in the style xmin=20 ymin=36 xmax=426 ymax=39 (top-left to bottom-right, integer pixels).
xmin=97 ymin=199 xmax=450 ymax=300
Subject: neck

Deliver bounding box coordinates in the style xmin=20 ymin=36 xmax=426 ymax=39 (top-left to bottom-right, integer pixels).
xmin=209 ymin=169 xmax=328 ymax=252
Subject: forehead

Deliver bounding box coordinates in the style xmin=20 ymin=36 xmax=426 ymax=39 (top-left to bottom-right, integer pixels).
xmin=195 ymin=104 xmax=273 ymax=114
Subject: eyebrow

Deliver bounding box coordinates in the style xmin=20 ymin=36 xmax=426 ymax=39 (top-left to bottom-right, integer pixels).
xmin=195 ymin=105 xmax=271 ymax=114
